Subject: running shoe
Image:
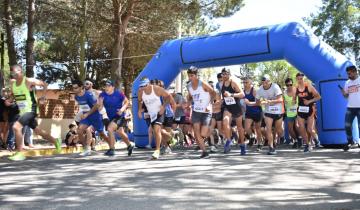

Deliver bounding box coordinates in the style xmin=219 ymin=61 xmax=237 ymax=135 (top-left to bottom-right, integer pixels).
xmin=304 ymin=144 xmax=311 ymax=153
xmin=200 ymin=151 xmax=209 ymax=159
xmin=127 ymin=144 xmax=134 ymax=156
xmin=104 ymin=149 xmax=115 ymax=156
xmin=267 ymin=147 xmax=277 ymax=155
xmin=224 ymin=140 xmax=232 ymax=154
xmin=164 ymin=146 xmax=172 ymax=154
xmin=343 ymin=144 xmax=350 ymax=151
xmin=152 ymin=150 xmax=160 ymax=159
xmin=314 ymin=139 xmax=321 ymax=148
xmin=240 ymin=144 xmax=246 ymax=156
xmin=79 ymin=148 xmax=92 ymax=156
xmin=210 ymin=145 xmax=217 ymax=153
xmin=8 ymin=152 xmax=26 ymax=161
xmin=55 ymin=138 xmax=62 ymax=153
xmin=256 ymin=144 xmax=262 ymax=151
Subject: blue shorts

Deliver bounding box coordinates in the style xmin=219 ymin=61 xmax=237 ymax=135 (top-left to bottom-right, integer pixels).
xmin=80 ymin=116 xmax=104 ymax=132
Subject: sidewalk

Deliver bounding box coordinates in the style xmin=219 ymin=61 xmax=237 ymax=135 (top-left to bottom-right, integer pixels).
xmin=0 ymin=139 xmax=128 ymax=158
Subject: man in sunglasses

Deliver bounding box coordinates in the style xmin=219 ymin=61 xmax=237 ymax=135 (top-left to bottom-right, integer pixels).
xmin=340 ymin=65 xmax=360 ymax=151
xmin=8 ymin=65 xmax=62 ymax=161
xmin=283 ymin=78 xmax=300 ymax=148
xmin=72 ymin=80 xmax=108 ymax=156
xmin=255 ymin=74 xmax=284 ymax=155
xmin=137 ymin=77 xmax=176 ymax=159
xmin=294 ymin=72 xmax=321 ymax=152
xmin=98 ymin=80 xmax=134 ymax=156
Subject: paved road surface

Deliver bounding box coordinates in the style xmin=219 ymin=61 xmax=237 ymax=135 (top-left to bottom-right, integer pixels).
xmin=0 ymin=147 xmax=359 ymax=210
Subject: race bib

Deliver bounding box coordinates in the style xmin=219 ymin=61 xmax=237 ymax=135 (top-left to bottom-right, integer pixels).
xmin=150 ymin=112 xmax=158 ymax=122
xmin=224 ymin=97 xmax=236 ymax=105
xmin=289 ymin=106 xmax=297 ymax=113
xmin=17 ymin=101 xmax=28 ymax=110
xmin=298 ymin=106 xmax=309 ymax=113
xmin=268 ymin=105 xmax=279 ymax=113
xmin=175 ymin=116 xmax=181 ymax=121
xmin=193 ymin=106 xmax=205 ymax=112
xmin=79 ymin=104 xmax=91 ymax=112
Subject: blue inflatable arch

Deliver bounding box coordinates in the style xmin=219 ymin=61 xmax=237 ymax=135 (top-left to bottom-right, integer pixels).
xmin=132 ymin=22 xmax=357 ymax=147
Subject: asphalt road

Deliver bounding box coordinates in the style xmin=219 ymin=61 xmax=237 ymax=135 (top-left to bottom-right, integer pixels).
xmin=0 ymin=146 xmax=359 ymax=210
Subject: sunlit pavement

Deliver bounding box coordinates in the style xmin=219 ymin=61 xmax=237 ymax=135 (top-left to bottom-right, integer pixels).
xmin=0 ymin=147 xmax=359 ymax=210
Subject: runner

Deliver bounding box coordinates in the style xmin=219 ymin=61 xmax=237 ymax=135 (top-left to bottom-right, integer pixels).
xmin=98 ymin=80 xmax=134 ymax=156
xmin=255 ymin=74 xmax=284 ymax=155
xmin=294 ymin=72 xmax=321 ymax=152
xmin=209 ymin=88 xmax=222 ymax=152
xmin=339 ymin=65 xmax=360 ymax=151
xmin=243 ymin=77 xmax=263 ymax=151
xmin=137 ymin=77 xmax=176 ymax=159
xmin=186 ymin=66 xmax=216 ymax=158
xmin=283 ymin=78 xmax=300 ymax=147
xmin=72 ymin=80 xmax=108 ymax=156
xmin=220 ymin=68 xmax=246 ymax=155
xmin=8 ymin=65 xmax=62 ymax=161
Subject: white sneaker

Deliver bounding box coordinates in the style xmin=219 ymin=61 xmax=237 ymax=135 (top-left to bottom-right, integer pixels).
xmin=164 ymin=146 xmax=172 ymax=154
xmin=79 ymin=148 xmax=92 ymax=156
xmin=210 ymin=145 xmax=217 ymax=153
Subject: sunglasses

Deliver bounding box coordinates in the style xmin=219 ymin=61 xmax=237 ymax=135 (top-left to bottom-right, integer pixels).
xmin=286 ymin=83 xmax=293 ymax=87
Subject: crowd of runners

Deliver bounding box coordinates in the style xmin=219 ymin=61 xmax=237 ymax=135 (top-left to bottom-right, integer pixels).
xmin=0 ymin=64 xmax=359 ymax=161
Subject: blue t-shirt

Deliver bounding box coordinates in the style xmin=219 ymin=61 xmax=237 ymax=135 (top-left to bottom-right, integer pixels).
xmin=165 ymin=104 xmax=174 ymax=118
xmin=75 ymin=90 xmax=101 ymax=120
xmin=99 ymin=90 xmax=126 ymax=120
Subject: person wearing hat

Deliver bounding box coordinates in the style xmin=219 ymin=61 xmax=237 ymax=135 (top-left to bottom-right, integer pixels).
xmin=294 ymin=72 xmax=321 ymax=152
xmin=255 ymin=74 xmax=284 ymax=155
xmin=220 ymin=68 xmax=247 ymax=155
xmin=340 ymin=65 xmax=360 ymax=151
xmin=216 ymin=73 xmax=223 ymax=91
xmin=138 ymin=77 xmax=176 ymax=159
xmin=98 ymin=79 xmax=134 ymax=156
xmin=186 ymin=66 xmax=216 ymax=158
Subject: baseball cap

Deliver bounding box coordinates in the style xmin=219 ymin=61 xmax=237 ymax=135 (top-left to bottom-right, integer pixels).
xmin=296 ymin=72 xmax=305 ymax=77
xmin=221 ymin=68 xmax=230 ymax=74
xmin=187 ymin=66 xmax=199 ymax=74
xmin=139 ymin=77 xmax=150 ymax=87
xmin=261 ymin=74 xmax=271 ymax=81
xmin=105 ymin=80 xmax=114 ymax=86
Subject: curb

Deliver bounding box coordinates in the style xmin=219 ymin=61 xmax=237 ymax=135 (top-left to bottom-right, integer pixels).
xmin=0 ymin=142 xmax=128 ymax=158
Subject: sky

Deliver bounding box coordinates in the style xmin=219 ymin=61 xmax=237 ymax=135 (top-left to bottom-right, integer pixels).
xmin=214 ymin=0 xmax=323 ymax=32
xmin=194 ymin=0 xmax=324 ymax=85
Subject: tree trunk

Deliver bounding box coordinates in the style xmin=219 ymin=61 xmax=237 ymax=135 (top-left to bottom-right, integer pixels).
xmin=0 ymin=33 xmax=5 ymax=88
xmin=26 ymin=0 xmax=36 ymax=78
xmin=79 ymin=0 xmax=87 ymax=81
xmin=111 ymin=0 xmax=135 ymax=89
xmin=3 ymin=0 xmax=17 ymax=66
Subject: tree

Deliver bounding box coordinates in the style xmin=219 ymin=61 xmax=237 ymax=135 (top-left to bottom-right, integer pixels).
xmin=307 ymin=0 xmax=360 ymax=66
xmin=2 ymin=0 xmax=18 ymax=66
xmin=25 ymin=0 xmax=36 ymax=77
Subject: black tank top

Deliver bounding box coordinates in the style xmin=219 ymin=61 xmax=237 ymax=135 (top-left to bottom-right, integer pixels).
xmin=296 ymin=85 xmax=314 ymax=107
xmin=221 ymin=80 xmax=240 ymax=108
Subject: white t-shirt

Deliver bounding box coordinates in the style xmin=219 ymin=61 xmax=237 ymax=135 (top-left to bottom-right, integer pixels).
xmin=344 ymin=77 xmax=360 ymax=108
xmin=256 ymin=83 xmax=284 ymax=114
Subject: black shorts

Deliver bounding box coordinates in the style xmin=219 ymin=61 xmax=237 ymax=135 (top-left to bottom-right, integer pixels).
xmin=174 ymin=116 xmax=186 ymax=124
xmin=163 ymin=117 xmax=174 ymax=128
xmin=297 ymin=105 xmax=315 ymax=120
xmin=18 ymin=112 xmax=38 ymax=129
xmin=245 ymin=112 xmax=263 ymax=123
xmin=212 ymin=112 xmax=223 ymax=121
xmin=264 ymin=113 xmax=283 ymax=121
xmin=146 ymin=114 xmax=164 ymax=127
xmin=223 ymin=106 xmax=242 ymax=119
xmin=111 ymin=116 xmax=127 ymax=129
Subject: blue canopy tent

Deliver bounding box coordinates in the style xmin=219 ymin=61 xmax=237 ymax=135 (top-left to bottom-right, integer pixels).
xmin=132 ymin=22 xmax=358 ymax=147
